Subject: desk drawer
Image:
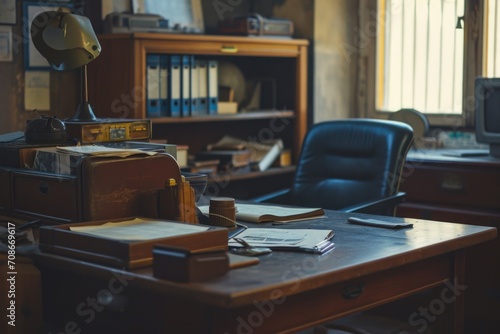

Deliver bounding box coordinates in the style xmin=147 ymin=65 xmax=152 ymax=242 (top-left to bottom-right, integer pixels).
xmin=213 ymin=254 xmax=453 ymax=333
xmin=11 ymin=170 xmax=80 ymax=224
xmin=401 ymin=164 xmax=500 ymax=209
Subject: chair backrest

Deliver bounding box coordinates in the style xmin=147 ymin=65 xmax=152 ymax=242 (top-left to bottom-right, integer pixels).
xmin=290 ymin=119 xmax=414 ymax=211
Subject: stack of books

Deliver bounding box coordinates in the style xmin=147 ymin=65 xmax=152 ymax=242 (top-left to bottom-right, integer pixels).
xmin=202 ymin=135 xmax=285 ymax=172
xmin=195 ymin=149 xmax=252 ymax=174
xmin=184 ymin=158 xmax=220 ymax=175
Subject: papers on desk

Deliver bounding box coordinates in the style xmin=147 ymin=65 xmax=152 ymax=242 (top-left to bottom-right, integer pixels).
xmin=199 ymin=203 xmax=325 ymax=223
xmin=57 ymin=145 xmax=158 ymax=158
xmin=69 ymin=218 xmax=210 ymax=241
xmin=229 ymin=228 xmax=334 ymax=254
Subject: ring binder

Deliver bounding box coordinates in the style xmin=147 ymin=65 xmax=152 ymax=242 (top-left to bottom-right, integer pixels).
xmin=181 ymin=54 xmax=191 ymax=116
xmin=207 ymin=60 xmax=218 ymax=114
xmin=159 ymin=55 xmax=169 ymax=116
xmin=168 ymin=55 xmax=181 ymax=117
xmin=146 ymin=54 xmax=161 ymax=117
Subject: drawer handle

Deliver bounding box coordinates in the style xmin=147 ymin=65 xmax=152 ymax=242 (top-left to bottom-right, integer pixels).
xmin=220 ymin=45 xmax=238 ymax=53
xmin=440 ymin=174 xmax=464 ymax=191
xmin=342 ymin=283 xmax=364 ymax=299
xmin=38 ymin=181 xmax=49 ymax=195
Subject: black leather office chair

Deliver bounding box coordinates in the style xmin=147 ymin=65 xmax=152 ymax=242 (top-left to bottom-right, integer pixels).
xmin=253 ymin=119 xmax=421 ymax=334
xmin=254 ymin=118 xmax=414 ymax=216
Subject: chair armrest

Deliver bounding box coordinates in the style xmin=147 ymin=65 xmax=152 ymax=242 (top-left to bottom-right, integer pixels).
xmin=250 ymin=188 xmax=292 ymax=204
xmin=342 ymin=192 xmax=406 ymax=216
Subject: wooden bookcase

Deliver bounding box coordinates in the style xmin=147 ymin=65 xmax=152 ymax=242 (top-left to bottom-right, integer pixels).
xmin=87 ymin=33 xmax=308 ymax=198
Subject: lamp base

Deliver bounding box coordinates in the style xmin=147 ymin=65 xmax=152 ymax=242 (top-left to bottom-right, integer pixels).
xmin=68 ymin=102 xmax=97 ymax=122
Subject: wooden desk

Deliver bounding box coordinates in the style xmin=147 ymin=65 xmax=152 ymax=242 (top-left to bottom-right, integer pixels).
xmin=31 ymin=211 xmax=495 ymax=334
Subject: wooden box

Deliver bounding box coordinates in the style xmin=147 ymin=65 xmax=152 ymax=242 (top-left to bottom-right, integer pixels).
xmin=153 ymin=245 xmax=229 ymax=282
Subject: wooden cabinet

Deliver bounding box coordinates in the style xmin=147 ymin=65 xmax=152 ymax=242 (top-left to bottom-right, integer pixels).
xmin=397 ymin=149 xmax=500 ymax=329
xmin=87 ymin=33 xmax=308 ymax=198
xmin=398 ymin=150 xmax=500 ymax=223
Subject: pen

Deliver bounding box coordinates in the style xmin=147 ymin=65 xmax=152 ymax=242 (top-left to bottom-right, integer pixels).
xmin=313 ymin=239 xmax=334 ymax=253
xmin=313 ymin=240 xmax=335 ymax=254
xmin=228 ymin=223 xmax=248 ymax=239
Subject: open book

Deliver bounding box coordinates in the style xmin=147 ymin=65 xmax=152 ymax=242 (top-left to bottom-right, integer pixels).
xmin=200 ymin=203 xmax=325 ymax=223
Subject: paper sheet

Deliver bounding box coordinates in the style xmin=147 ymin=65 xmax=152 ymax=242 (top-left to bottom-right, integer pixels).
xmin=70 ymin=218 xmax=209 ymax=241
xmin=24 ymin=71 xmax=50 ymax=111
xmin=57 ymin=145 xmax=157 ymax=157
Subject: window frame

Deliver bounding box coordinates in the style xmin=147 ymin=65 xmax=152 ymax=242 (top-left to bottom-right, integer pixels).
xmin=360 ymin=0 xmax=485 ymax=129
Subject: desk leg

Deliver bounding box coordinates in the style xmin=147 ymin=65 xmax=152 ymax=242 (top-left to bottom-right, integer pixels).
xmin=453 ymin=249 xmax=465 ymax=334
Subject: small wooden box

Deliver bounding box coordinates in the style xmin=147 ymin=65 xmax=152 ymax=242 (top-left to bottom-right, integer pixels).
xmin=153 ymin=245 xmax=229 ymax=282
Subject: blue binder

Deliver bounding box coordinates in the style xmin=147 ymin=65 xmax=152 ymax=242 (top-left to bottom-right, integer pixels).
xmin=196 ymin=59 xmax=209 ymax=115
xmin=180 ymin=55 xmax=191 ymax=117
xmin=190 ymin=55 xmax=201 ymax=116
xmin=159 ymin=55 xmax=169 ymax=117
xmin=168 ymin=55 xmax=181 ymax=117
xmin=146 ymin=54 xmax=161 ymax=117
xmin=207 ymin=60 xmax=218 ymax=114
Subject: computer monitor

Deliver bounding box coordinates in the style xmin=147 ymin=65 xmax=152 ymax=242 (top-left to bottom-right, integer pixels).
xmin=475 ymin=77 xmax=500 ymax=158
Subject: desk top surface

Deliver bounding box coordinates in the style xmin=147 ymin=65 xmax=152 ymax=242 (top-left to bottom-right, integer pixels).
xmin=32 ymin=211 xmax=496 ymax=308
xmin=407 ymin=148 xmax=500 ymax=166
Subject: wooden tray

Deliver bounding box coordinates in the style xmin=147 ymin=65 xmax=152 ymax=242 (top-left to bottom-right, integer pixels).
xmin=39 ymin=217 xmax=228 ymax=269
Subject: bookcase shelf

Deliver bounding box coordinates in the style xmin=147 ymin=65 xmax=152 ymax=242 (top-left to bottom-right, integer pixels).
xmin=151 ymin=111 xmax=295 ymax=124
xmin=88 ymin=33 xmax=308 ymax=199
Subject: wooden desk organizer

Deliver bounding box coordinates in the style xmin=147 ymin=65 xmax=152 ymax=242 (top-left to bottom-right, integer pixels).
xmin=3 ymin=153 xmax=183 ymax=224
xmin=39 ymin=217 xmax=228 ymax=269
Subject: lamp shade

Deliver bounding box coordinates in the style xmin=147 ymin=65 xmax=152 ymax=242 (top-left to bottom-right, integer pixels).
xmin=31 ymin=11 xmax=101 ymax=71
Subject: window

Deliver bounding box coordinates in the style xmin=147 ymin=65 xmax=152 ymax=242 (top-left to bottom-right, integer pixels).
xmin=484 ymin=0 xmax=500 ymax=77
xmin=362 ymin=0 xmax=498 ymax=126
xmin=376 ymin=0 xmax=465 ymax=115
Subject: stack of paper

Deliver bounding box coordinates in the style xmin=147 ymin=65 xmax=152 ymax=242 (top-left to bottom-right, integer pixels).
xmin=57 ymin=145 xmax=158 ymax=158
xmin=229 ymin=228 xmax=334 ymax=254
xmin=199 ymin=203 xmax=325 ymax=224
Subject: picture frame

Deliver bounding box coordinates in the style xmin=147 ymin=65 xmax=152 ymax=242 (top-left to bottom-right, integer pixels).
xmin=23 ymin=1 xmax=73 ymax=70
xmin=0 ymin=0 xmax=16 ymax=25
xmin=0 ymin=26 xmax=13 ymax=61
xmin=131 ymin=0 xmax=204 ymax=33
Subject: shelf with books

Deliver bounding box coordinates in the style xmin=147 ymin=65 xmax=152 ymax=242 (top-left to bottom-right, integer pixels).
xmin=87 ymin=33 xmax=307 ymax=199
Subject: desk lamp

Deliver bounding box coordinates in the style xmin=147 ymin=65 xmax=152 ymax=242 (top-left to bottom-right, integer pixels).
xmin=31 ymin=11 xmax=101 ymax=121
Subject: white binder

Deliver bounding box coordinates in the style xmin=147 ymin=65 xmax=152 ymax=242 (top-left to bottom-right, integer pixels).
xmin=207 ymin=60 xmax=218 ymax=114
